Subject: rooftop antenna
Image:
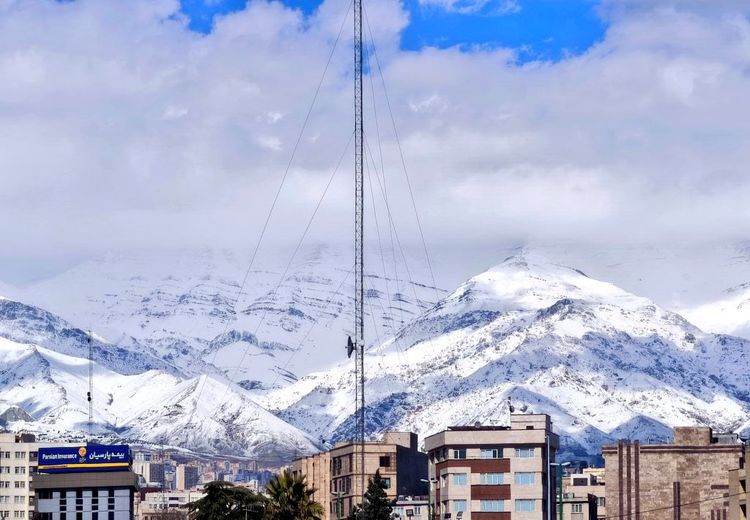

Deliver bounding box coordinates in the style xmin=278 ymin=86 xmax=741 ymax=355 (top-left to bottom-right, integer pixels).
xmin=87 ymin=331 xmax=93 ymax=441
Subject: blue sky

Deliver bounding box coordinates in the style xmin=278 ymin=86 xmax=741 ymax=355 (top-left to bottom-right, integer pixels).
xmin=179 ymin=0 xmax=607 ymax=61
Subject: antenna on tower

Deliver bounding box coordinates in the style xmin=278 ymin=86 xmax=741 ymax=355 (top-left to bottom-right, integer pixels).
xmin=87 ymin=331 xmax=93 ymax=441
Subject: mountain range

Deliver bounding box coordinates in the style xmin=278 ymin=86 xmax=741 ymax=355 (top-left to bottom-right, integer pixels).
xmin=1 ymin=245 xmax=749 ymax=461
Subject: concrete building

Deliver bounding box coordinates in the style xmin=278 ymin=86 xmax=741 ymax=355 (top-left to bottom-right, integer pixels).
xmin=602 ymin=427 xmax=746 ymax=520
xmin=728 ymin=449 xmax=747 ymax=520
xmin=35 ymin=471 xmax=139 ymax=520
xmin=0 ymin=433 xmax=76 ymax=520
xmin=33 ymin=444 xmax=138 ymax=520
xmin=174 ymin=466 xmax=199 ymax=491
xmin=393 ymin=496 xmax=429 ymax=520
xmin=563 ymin=472 xmax=605 ymax=520
xmin=424 ymin=414 xmax=560 ymax=520
xmin=559 ymin=494 xmax=598 ymax=520
xmin=291 ymin=432 xmax=428 ymax=520
xmin=138 ymin=489 xmax=204 ymax=520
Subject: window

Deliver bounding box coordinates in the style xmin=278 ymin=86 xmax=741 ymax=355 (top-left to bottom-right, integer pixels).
xmin=598 ymin=498 xmax=606 ymax=508
xmin=480 ymin=473 xmax=504 ymax=485
xmin=453 ymin=500 xmax=467 ymax=513
xmin=382 ymin=478 xmax=391 ymax=489
xmin=13 ymin=467 xmax=25 ymax=475
xmin=13 ymin=453 xmax=24 ymax=460
xmin=379 ymin=456 xmax=391 ymax=468
xmin=514 ymin=472 xmax=535 ymax=485
xmin=480 ymin=500 xmax=505 ymax=512
xmin=572 ymin=504 xmax=583 ymax=513
xmin=452 ymin=473 xmax=467 ymax=485
xmin=515 ymin=448 xmax=535 ymax=458
xmin=14 ymin=482 xmax=25 ymax=489
xmin=0 ymin=468 xmax=9 ymax=474
xmin=515 ymin=500 xmax=535 ymax=512
xmin=452 ymin=449 xmax=466 ymax=459
xmin=13 ymin=497 xmax=23 ymax=504
xmin=480 ymin=448 xmax=502 ymax=459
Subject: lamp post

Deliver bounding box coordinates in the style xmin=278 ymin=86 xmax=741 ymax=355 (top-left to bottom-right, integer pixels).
xmin=550 ymin=462 xmax=570 ymax=520
xmin=420 ymin=478 xmax=437 ymax=520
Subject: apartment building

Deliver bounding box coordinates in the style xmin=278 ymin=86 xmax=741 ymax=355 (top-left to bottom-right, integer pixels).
xmin=291 ymin=432 xmax=428 ymax=520
xmin=0 ymin=433 xmax=76 ymax=520
xmin=393 ymin=496 xmax=429 ymax=520
xmin=728 ymin=448 xmax=747 ymax=520
xmin=138 ymin=489 xmax=205 ymax=520
xmin=559 ymin=494 xmax=597 ymax=520
xmin=563 ymin=472 xmax=605 ymax=520
xmin=175 ymin=465 xmax=200 ymax=490
xmin=424 ymin=414 xmax=560 ymax=520
xmin=602 ymin=427 xmax=746 ymax=520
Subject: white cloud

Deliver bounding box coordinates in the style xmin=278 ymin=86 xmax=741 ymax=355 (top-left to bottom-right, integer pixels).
xmin=0 ymin=0 xmax=749 ymax=280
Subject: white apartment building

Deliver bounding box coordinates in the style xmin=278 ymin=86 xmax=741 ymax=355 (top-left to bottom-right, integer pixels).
xmin=0 ymin=433 xmax=76 ymax=520
xmin=424 ymin=414 xmax=560 ymax=520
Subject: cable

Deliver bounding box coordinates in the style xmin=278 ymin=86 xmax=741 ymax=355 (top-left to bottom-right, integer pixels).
xmin=212 ymin=131 xmax=355 ymax=413
xmin=186 ymin=0 xmax=354 ymax=437
xmin=601 ymin=491 xmax=744 ymax=520
xmin=363 ymin=6 xmax=441 ymax=303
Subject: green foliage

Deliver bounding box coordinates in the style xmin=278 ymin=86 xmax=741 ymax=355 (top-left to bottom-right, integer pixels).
xmin=188 ymin=480 xmax=265 ymax=520
xmin=347 ymin=470 xmax=395 ymax=520
xmin=264 ymin=469 xmax=325 ymax=520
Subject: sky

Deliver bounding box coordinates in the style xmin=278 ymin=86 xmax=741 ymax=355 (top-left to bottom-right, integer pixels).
xmin=1 ymin=0 xmax=750 ymax=285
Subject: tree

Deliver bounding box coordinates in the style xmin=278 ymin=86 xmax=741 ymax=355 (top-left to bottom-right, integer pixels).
xmin=188 ymin=480 xmax=265 ymax=520
xmin=347 ymin=470 xmax=396 ymax=520
xmin=264 ymin=469 xmax=324 ymax=520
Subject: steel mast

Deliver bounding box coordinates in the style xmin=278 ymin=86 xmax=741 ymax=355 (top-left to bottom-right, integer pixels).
xmin=353 ymin=0 xmax=366 ymax=509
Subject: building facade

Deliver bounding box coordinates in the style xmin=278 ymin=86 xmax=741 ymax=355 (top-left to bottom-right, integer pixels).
xmin=138 ymin=489 xmax=204 ymax=520
xmin=563 ymin=472 xmax=605 ymax=520
xmin=174 ymin=466 xmax=199 ymax=491
xmin=602 ymin=427 xmax=746 ymax=520
xmin=0 ymin=433 xmax=76 ymax=520
xmin=291 ymin=432 xmax=428 ymax=520
xmin=728 ymin=449 xmax=747 ymax=520
xmin=559 ymin=494 xmax=598 ymax=520
xmin=424 ymin=414 xmax=560 ymax=520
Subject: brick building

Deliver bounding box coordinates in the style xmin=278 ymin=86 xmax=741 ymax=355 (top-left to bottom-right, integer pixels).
xmin=728 ymin=449 xmax=747 ymax=520
xmin=602 ymin=427 xmax=746 ymax=520
xmin=424 ymin=414 xmax=559 ymax=520
xmin=291 ymin=432 xmax=427 ymax=520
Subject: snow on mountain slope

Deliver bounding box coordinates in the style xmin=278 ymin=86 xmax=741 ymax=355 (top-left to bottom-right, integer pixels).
xmin=0 ymin=336 xmax=316 ymax=460
xmin=0 ymin=298 xmax=180 ymax=376
xmin=681 ymin=283 xmax=750 ymax=340
xmin=21 ymin=245 xmax=444 ymax=390
xmin=265 ymin=253 xmax=750 ymax=459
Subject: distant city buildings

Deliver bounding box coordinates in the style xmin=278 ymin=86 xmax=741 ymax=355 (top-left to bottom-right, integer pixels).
xmin=602 ymin=426 xmax=746 ymax=520
xmin=424 ymin=414 xmax=560 ymax=520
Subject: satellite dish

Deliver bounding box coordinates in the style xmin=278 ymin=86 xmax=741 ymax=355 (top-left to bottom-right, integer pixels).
xmin=347 ymin=336 xmax=355 ymax=358
xmin=474 ymin=421 xmax=482 ymax=428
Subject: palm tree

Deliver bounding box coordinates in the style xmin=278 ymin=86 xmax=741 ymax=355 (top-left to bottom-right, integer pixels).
xmin=264 ymin=469 xmax=324 ymax=520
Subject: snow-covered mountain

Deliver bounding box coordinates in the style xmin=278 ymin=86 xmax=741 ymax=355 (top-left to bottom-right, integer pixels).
xmin=265 ymin=253 xmax=750 ymax=459
xmin=19 ymin=246 xmax=443 ymax=391
xmin=681 ymin=283 xmax=750 ymax=340
xmin=0 ymin=333 xmax=316 ymax=461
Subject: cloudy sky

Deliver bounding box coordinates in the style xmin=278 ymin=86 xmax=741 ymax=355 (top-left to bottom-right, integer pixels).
xmin=1 ymin=0 xmax=749 ymax=284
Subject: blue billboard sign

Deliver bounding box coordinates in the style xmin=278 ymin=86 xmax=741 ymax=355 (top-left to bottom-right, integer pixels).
xmin=37 ymin=445 xmax=131 ymax=473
